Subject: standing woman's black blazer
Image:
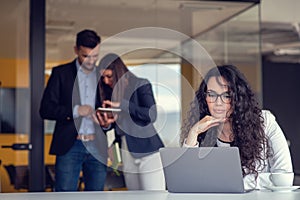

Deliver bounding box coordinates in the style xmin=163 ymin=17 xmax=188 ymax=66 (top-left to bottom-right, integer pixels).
xmin=100 ymin=75 xmax=164 ymax=158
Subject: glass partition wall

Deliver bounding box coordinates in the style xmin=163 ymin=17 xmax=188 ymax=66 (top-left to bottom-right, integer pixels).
xmin=196 ymin=5 xmax=261 ymax=102
xmin=0 ymin=0 xmax=260 ymax=192
xmin=0 ymin=0 xmax=31 ymax=193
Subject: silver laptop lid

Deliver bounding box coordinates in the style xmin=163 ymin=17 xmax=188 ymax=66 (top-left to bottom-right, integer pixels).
xmin=159 ymin=147 xmax=245 ymax=193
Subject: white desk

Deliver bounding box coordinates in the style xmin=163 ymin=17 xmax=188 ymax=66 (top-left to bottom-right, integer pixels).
xmin=0 ymin=190 xmax=299 ymax=200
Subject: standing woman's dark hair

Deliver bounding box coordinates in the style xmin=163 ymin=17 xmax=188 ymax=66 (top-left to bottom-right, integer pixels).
xmin=98 ymin=53 xmax=136 ymax=103
xmin=181 ymin=65 xmax=272 ymax=178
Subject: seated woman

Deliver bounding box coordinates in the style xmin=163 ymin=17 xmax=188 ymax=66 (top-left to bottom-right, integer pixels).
xmin=180 ymin=65 xmax=293 ymax=190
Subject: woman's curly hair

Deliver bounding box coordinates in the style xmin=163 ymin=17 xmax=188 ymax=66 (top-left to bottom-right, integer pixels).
xmin=180 ymin=65 xmax=272 ymax=178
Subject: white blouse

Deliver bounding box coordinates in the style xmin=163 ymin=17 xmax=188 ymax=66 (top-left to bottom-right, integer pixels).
xmin=244 ymin=110 xmax=293 ymax=189
xmin=183 ymin=110 xmax=293 ymax=190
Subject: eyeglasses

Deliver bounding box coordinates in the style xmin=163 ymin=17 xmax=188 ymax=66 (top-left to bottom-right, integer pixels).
xmin=205 ymin=91 xmax=231 ymax=104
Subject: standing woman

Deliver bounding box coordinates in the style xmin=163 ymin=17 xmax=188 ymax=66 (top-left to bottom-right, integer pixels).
xmin=180 ymin=65 xmax=293 ymax=190
xmin=97 ymin=53 xmax=165 ymax=190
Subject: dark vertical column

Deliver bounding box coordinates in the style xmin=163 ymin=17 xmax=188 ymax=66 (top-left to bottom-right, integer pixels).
xmin=29 ymin=0 xmax=45 ymax=192
xmin=262 ymin=58 xmax=300 ymax=175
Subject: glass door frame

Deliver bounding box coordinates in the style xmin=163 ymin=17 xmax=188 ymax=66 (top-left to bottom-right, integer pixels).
xmin=28 ymin=0 xmax=45 ymax=192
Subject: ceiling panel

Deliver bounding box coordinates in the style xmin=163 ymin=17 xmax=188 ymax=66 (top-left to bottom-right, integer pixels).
xmin=0 ymin=0 xmax=261 ymax=63
xmin=45 ymin=0 xmax=255 ymax=63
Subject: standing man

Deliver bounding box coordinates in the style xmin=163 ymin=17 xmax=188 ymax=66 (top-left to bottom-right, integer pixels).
xmin=40 ymin=29 xmax=109 ymax=191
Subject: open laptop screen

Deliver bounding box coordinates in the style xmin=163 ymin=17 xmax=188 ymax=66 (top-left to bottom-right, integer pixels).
xmin=159 ymin=147 xmax=245 ymax=193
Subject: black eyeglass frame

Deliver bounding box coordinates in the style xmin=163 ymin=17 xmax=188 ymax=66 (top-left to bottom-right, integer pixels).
xmin=205 ymin=91 xmax=232 ymax=104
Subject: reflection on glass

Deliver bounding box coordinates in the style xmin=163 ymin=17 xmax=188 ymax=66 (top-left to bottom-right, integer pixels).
xmin=128 ymin=64 xmax=181 ymax=147
xmin=196 ymin=5 xmax=261 ymax=104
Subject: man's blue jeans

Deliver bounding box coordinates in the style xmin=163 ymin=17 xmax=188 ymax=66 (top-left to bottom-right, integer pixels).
xmin=55 ymin=140 xmax=107 ymax=191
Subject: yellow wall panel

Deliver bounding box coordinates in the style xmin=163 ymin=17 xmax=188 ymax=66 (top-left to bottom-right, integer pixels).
xmin=0 ymin=59 xmax=29 ymax=88
xmin=0 ymin=134 xmax=55 ymax=193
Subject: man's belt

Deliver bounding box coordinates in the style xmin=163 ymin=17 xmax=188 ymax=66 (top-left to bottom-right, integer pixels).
xmin=77 ymin=134 xmax=95 ymax=142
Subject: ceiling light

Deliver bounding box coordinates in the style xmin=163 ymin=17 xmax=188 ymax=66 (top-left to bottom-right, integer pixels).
xmin=179 ymin=2 xmax=224 ymax=11
xmin=274 ymin=48 xmax=300 ymax=55
xmin=46 ymin=20 xmax=74 ymax=32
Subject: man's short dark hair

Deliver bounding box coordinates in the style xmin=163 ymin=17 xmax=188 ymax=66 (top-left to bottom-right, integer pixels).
xmin=76 ymin=29 xmax=101 ymax=48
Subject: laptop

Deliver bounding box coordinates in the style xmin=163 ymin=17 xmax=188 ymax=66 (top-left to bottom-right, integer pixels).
xmin=159 ymin=147 xmax=245 ymax=193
